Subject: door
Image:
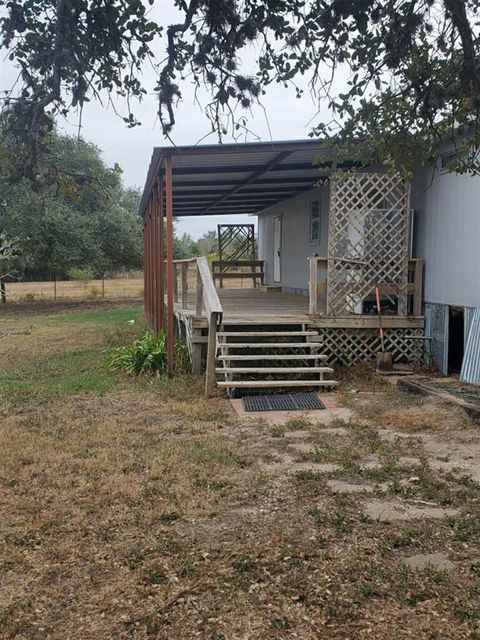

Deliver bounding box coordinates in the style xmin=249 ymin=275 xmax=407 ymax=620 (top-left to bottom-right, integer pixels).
xmin=448 ymin=306 xmax=465 ymax=373
xmin=273 ymin=215 xmax=282 ymax=282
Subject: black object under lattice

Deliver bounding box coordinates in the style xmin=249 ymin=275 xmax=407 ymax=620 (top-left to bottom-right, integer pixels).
xmin=243 ymin=393 xmax=325 ymax=412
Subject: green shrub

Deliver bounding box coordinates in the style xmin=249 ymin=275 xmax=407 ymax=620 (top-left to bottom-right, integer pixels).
xmin=108 ymin=331 xmax=188 ymax=375
xmin=88 ymin=285 xmax=102 ymax=298
xmin=68 ymin=266 xmax=95 ymax=285
xmin=21 ymin=292 xmax=36 ymax=301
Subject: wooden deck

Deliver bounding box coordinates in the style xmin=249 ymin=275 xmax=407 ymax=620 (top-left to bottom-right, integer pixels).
xmin=174 ymin=287 xmax=424 ymax=328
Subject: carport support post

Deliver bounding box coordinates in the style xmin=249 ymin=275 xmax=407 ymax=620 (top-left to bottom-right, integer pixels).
xmin=144 ymin=206 xmax=150 ymax=321
xmin=164 ymin=157 xmax=175 ymax=375
xmin=151 ymin=195 xmax=157 ymax=330
xmin=156 ymin=179 xmax=165 ymax=331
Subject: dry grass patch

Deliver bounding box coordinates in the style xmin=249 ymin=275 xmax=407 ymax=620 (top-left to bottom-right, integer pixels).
xmin=2 ymin=302 xmax=480 ymax=639
xmin=344 ymin=387 xmax=474 ymax=432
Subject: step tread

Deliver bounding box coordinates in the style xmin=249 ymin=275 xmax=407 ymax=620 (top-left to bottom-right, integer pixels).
xmin=217 ymin=342 xmax=322 ymax=349
xmin=217 ymin=380 xmax=339 ymax=388
xmin=216 ymin=367 xmax=334 ymax=374
xmin=217 ymin=354 xmax=328 ymax=361
xmin=217 ymin=331 xmax=318 ymax=337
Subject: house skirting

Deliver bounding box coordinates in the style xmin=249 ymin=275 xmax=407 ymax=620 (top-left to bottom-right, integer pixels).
xmin=311 ymin=327 xmax=424 ymax=365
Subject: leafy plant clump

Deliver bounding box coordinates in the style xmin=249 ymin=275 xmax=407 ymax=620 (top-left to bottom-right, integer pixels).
xmin=68 ymin=266 xmax=95 ymax=285
xmin=108 ymin=331 xmax=188 ymax=376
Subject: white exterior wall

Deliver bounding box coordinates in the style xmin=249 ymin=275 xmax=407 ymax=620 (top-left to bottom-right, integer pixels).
xmin=257 ymin=186 xmax=329 ymax=293
xmin=412 ymin=166 xmax=480 ymax=308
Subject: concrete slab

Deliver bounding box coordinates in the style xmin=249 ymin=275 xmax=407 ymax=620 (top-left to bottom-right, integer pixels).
xmin=398 ymin=456 xmax=422 ymax=467
xmin=229 ymin=394 xmax=351 ymax=425
xmin=363 ymin=498 xmax=459 ymax=522
xmin=288 ymin=441 xmax=313 ymax=454
xmin=403 ymin=552 xmax=456 ymax=572
xmin=327 ymin=480 xmax=375 ymax=494
xmin=358 ymin=455 xmax=382 ymax=470
xmin=317 ymin=427 xmax=349 ymax=436
xmin=287 ymin=430 xmax=312 ymax=439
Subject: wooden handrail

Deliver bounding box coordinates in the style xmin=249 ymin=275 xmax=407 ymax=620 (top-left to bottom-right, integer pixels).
xmin=196 ymin=256 xmax=223 ymax=316
xmin=212 ymin=260 xmax=265 ymax=268
xmin=172 ymin=256 xmax=223 ymax=395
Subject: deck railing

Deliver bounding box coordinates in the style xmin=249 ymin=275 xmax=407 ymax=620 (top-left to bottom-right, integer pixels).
xmin=173 ymin=256 xmax=223 ymax=394
xmin=308 ymin=256 xmax=424 ymax=316
xmin=212 ymin=259 xmax=265 ymax=288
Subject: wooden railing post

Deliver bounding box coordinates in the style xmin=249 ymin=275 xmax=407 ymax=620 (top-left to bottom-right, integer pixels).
xmin=413 ymin=259 xmax=423 ymax=316
xmin=205 ymin=312 xmax=219 ymax=396
xmin=181 ymin=262 xmax=188 ymax=309
xmin=309 ymin=257 xmax=318 ymax=315
xmin=173 ymin=263 xmax=179 ymax=303
xmin=195 ymin=267 xmax=203 ymax=315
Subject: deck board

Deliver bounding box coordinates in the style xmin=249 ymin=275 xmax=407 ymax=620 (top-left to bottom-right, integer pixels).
xmin=218 ymin=288 xmax=311 ymax=321
xmin=173 ymin=287 xmax=423 ymax=327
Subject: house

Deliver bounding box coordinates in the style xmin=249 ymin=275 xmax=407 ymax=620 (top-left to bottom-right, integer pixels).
xmin=139 ymin=139 xmax=476 ymax=394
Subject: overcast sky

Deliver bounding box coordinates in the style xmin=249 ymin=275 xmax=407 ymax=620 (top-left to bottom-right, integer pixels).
xmin=0 ymin=2 xmax=338 ymax=239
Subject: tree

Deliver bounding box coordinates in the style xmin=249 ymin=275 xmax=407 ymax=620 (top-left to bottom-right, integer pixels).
xmin=1 ymin=1 xmax=479 ymax=176
xmin=174 ymin=232 xmax=199 ymax=260
xmin=0 ymin=124 xmax=143 ymax=280
xmin=195 ymin=230 xmax=217 ymax=257
xmin=0 ymin=232 xmax=18 ymax=302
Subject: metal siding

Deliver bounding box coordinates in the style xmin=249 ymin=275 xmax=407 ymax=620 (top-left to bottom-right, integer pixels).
xmin=460 ymin=307 xmax=480 ymax=384
xmin=412 ymin=167 xmax=480 ymax=308
xmin=424 ymin=302 xmax=449 ymax=374
xmin=257 ymin=186 xmax=329 ymax=292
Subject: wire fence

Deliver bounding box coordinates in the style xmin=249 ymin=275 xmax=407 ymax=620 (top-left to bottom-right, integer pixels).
xmin=2 ymin=276 xmax=144 ymax=302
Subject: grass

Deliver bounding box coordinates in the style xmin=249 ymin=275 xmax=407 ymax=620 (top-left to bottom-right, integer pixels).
xmin=1 ymin=301 xmax=480 ymax=638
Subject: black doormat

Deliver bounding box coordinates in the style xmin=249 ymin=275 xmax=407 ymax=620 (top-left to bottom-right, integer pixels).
xmin=243 ymin=393 xmax=326 ymax=412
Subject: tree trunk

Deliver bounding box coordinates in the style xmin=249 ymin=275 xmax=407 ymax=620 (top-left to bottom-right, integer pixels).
xmin=0 ymin=279 xmax=6 ymax=303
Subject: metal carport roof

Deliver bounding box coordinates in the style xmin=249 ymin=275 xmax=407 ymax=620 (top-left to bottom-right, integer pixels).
xmin=139 ymin=139 xmax=356 ymax=218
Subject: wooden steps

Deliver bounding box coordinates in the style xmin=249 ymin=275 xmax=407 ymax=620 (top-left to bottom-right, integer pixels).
xmin=216 ymin=324 xmax=337 ymax=395
xmin=217 ymin=331 xmax=318 ymax=337
xmin=217 ymin=342 xmax=322 ymax=349
xmin=217 ymin=354 xmax=328 ymax=361
xmin=215 ymin=366 xmax=334 ymax=374
xmin=218 ymin=380 xmax=339 ymax=388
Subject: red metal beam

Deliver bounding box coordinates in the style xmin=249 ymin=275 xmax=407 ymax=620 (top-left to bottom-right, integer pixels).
xmin=151 ymin=195 xmax=157 ymax=330
xmin=148 ymin=203 xmax=154 ymax=325
xmin=157 ymin=179 xmax=165 ymax=331
xmin=164 ymin=157 xmax=175 ymax=375
xmin=143 ymin=218 xmax=148 ymax=317
xmin=145 ymin=203 xmax=151 ymax=323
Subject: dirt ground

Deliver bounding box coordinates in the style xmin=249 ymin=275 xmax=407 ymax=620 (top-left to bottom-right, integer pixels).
xmin=1 ymin=301 xmax=480 ymax=639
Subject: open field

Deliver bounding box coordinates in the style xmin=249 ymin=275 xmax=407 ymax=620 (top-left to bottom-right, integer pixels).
xmin=3 ymin=274 xmax=257 ymax=303
xmin=3 ymin=276 xmax=144 ymax=302
xmin=1 ymin=301 xmax=480 ymax=639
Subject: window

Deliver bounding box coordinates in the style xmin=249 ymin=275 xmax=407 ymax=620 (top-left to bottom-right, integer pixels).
xmin=310 ymin=200 xmax=321 ymax=243
xmin=440 ymin=148 xmax=467 ymax=173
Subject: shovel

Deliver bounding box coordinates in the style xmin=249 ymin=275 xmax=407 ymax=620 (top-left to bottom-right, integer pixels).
xmin=375 ymin=286 xmax=393 ymax=372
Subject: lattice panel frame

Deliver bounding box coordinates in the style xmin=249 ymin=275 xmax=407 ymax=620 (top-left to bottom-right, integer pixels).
xmin=327 ymin=173 xmax=410 ymax=316
xmin=218 ymin=224 xmax=256 ymax=264
xmin=316 ymin=328 xmax=424 ymax=365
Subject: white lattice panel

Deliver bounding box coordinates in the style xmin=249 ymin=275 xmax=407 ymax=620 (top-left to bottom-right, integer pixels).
xmin=317 ymin=328 xmax=424 ymax=365
xmin=327 ymin=172 xmax=410 ymax=315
